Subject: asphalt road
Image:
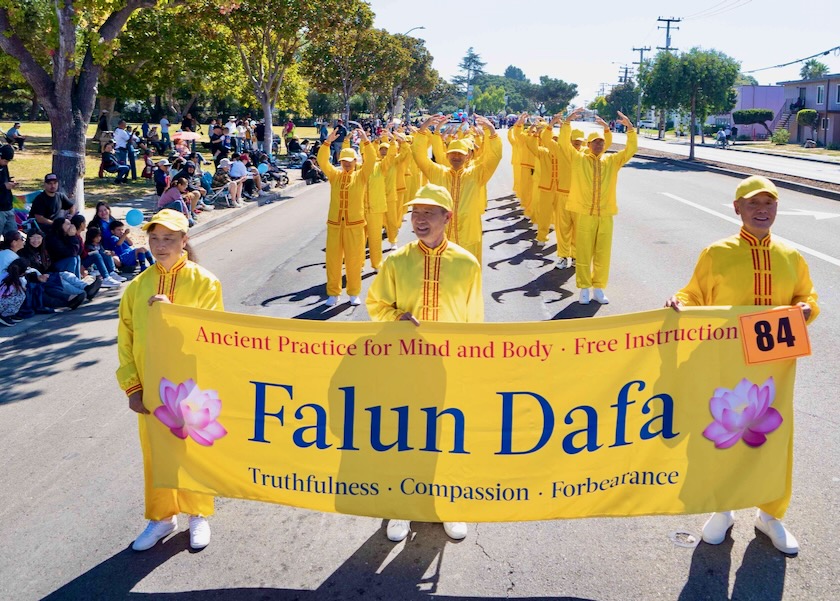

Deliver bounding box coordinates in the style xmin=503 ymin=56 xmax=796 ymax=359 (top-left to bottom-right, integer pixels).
xmin=1 ymin=133 xmax=839 ymax=600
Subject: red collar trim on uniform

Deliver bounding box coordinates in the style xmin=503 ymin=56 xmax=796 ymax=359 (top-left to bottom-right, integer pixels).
xmin=739 ymin=227 xmax=771 ymax=247
xmin=154 ymin=252 xmax=188 ymax=275
xmin=418 ymin=239 xmax=448 ymax=255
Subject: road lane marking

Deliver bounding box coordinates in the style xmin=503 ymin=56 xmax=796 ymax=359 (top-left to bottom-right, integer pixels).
xmin=664 ymin=192 xmax=840 ymax=268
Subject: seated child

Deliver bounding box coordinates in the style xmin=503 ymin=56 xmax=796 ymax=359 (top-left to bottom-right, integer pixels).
xmin=109 ymin=220 xmax=154 ymax=273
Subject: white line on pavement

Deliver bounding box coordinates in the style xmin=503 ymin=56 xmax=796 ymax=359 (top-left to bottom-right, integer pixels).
xmin=663 ymin=192 xmax=840 ymax=268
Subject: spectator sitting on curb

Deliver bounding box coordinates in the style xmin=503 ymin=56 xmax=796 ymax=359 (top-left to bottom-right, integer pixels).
xmin=110 ymin=220 xmax=154 ymax=273
xmin=230 ymin=153 xmax=266 ymax=199
xmin=154 ymin=159 xmax=171 ymax=196
xmin=157 ymin=177 xmax=197 ymax=226
xmin=212 ymin=158 xmax=244 ymax=207
xmin=19 ymin=229 xmax=99 ymax=308
xmin=173 ymin=161 xmax=213 ymax=212
xmin=301 ymin=154 xmax=327 ymax=185
xmin=29 ymin=173 xmax=77 ymax=228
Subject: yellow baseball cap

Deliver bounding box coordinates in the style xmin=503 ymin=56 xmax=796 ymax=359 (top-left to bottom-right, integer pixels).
xmin=338 ymin=148 xmax=357 ymax=162
xmin=571 ymin=129 xmax=586 ymax=142
xmin=379 ymin=142 xmax=391 ymax=150
xmin=404 ymin=183 xmax=453 ymax=212
xmin=735 ymin=175 xmax=779 ymax=201
xmin=446 ymin=140 xmax=470 ymax=155
xmin=141 ymin=209 xmax=189 ymax=233
xmin=587 ymin=131 xmax=605 ymax=143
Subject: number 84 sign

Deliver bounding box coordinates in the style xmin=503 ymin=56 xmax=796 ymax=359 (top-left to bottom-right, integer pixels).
xmin=739 ymin=307 xmax=812 ymax=365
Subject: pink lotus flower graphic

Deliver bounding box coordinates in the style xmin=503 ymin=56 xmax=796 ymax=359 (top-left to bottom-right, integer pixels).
xmin=703 ymin=377 xmax=782 ymax=449
xmin=154 ymin=378 xmax=228 ymax=446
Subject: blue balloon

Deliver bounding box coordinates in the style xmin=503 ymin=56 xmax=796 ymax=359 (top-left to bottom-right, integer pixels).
xmin=125 ymin=209 xmax=144 ymax=227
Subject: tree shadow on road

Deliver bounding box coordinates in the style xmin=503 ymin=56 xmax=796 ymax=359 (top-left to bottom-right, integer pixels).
xmin=0 ymin=296 xmax=121 ymax=406
xmin=41 ymin=520 xmax=597 ymax=601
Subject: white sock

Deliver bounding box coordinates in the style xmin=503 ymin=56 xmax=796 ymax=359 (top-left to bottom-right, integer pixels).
xmin=758 ymin=509 xmax=775 ymax=523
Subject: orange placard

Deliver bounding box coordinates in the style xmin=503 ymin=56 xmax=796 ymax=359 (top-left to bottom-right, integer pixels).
xmin=739 ymin=307 xmax=811 ymax=365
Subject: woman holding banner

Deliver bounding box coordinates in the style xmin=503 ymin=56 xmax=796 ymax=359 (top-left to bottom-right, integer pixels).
xmin=116 ymin=209 xmax=224 ymax=552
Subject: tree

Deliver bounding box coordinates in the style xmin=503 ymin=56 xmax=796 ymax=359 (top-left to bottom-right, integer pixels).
xmin=800 ymin=59 xmax=829 ymax=80
xmin=473 ymin=85 xmax=506 ymax=114
xmin=0 ymin=0 xmax=161 ymax=203
xmin=603 ymin=81 xmax=640 ymax=121
xmin=386 ymin=34 xmax=437 ymax=121
xmin=732 ymin=109 xmax=774 ymax=137
xmin=452 ymin=47 xmax=486 ymax=114
xmin=735 ymin=73 xmax=759 ymax=86
xmin=797 ymin=108 xmax=819 ymax=140
xmin=419 ymin=77 xmax=461 ymax=115
xmin=588 ymin=96 xmax=608 ymax=115
xmin=209 ymin=0 xmax=347 ymax=157
xmin=643 ymin=48 xmax=739 ymax=159
xmin=308 ymin=91 xmax=342 ymax=121
xmin=473 ymin=73 xmax=534 ymax=113
xmin=504 ymin=65 xmax=529 ymax=82
xmin=535 ymin=76 xmax=577 ymax=115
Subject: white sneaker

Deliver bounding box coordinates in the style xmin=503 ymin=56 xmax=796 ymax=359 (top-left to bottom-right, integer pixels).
xmin=701 ymin=511 xmax=734 ymax=545
xmin=579 ymin=289 xmax=591 ymax=305
xmin=87 ymin=266 xmax=100 ymax=277
xmin=593 ymin=288 xmax=609 ymax=304
xmin=199 ymin=202 xmax=214 ymax=211
xmin=443 ymin=522 xmax=468 ymax=540
xmin=100 ymin=276 xmax=122 ymax=288
xmin=569 ymin=257 xmax=576 ymax=267
xmin=755 ymin=511 xmax=799 ymax=554
xmin=389 ymin=241 xmax=399 ymax=250
xmin=534 ymin=240 xmax=545 ymax=248
xmin=555 ymin=258 xmax=569 ymax=270
xmin=324 ymin=296 xmax=338 ymax=307
xmin=349 ymin=296 xmax=361 ymax=306
xmin=132 ymin=517 xmax=177 ymax=551
xmin=387 ymin=519 xmax=410 ymax=542
xmin=109 ymin=271 xmax=127 ymax=282
xmin=188 ymin=516 xmax=211 ymax=550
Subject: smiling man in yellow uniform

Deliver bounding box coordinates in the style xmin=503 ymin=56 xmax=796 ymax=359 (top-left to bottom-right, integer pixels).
xmin=411 ymin=114 xmax=502 ymax=264
xmin=318 ymin=127 xmax=375 ymax=306
xmin=559 ymin=108 xmax=636 ymax=304
xmin=366 ymin=183 xmax=482 ymax=543
xmin=665 ymin=175 xmax=819 ymax=555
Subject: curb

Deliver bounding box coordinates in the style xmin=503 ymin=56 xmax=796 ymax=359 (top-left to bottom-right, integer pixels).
xmin=640 ymin=135 xmax=840 ymax=166
xmin=188 ymin=179 xmax=308 ymax=240
xmin=634 ymin=152 xmax=840 ymax=202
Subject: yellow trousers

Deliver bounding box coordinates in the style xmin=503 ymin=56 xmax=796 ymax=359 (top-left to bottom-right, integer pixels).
xmin=326 ymin=223 xmax=365 ymax=296
xmin=385 ymin=198 xmax=400 ymax=244
xmin=398 ymin=189 xmax=409 ymax=220
xmin=139 ymin=416 xmax=214 ymax=520
xmin=534 ymin=189 xmax=558 ymax=243
xmin=518 ymin=166 xmax=534 ymax=218
xmin=365 ymin=212 xmax=385 ymax=270
xmin=574 ymin=214 xmax=613 ymax=289
xmin=555 ymin=192 xmax=576 ymax=258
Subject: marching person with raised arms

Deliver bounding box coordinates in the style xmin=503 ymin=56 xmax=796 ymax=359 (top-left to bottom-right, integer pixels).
xmin=317 ymin=126 xmax=376 ymax=306
xmin=665 ymin=175 xmax=819 ymax=555
xmin=559 ymin=108 xmax=636 ymax=304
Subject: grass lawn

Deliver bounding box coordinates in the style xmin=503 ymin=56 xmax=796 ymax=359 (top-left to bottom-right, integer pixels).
xmin=2 ymin=121 xmax=318 ymax=207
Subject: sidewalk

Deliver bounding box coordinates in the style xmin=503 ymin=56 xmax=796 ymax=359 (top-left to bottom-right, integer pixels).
xmin=642 ymin=135 xmax=840 ymax=165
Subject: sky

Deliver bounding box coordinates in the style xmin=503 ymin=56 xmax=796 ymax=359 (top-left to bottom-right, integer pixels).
xmin=368 ymin=0 xmax=840 ymax=106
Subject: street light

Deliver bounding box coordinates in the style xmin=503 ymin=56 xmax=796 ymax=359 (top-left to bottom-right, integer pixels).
xmin=403 ymin=26 xmax=425 ymax=36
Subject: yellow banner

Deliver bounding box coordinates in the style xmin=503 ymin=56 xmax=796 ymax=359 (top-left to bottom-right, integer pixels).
xmin=145 ymin=304 xmax=796 ymax=522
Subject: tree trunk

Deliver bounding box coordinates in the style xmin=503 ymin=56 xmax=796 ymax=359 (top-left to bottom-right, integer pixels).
xmin=689 ymin=93 xmax=696 ymax=161
xmin=49 ymin=105 xmax=89 ymax=210
xmin=262 ymin=100 xmax=275 ymax=159
xmin=28 ymin=91 xmax=40 ymax=121
xmin=98 ymin=96 xmax=117 ymax=125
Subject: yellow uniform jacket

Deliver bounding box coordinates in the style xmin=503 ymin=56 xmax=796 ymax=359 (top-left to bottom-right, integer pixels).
xmin=411 ymin=131 xmax=502 ymax=246
xmin=318 ymin=141 xmax=376 ymax=227
xmin=559 ymin=123 xmax=637 ymax=217
xmin=366 ymin=238 xmax=484 ymax=323
xmin=117 ymin=253 xmax=224 ymax=396
xmin=675 ymin=228 xmax=820 ymax=323
xmin=366 ymin=144 xmax=398 ymax=215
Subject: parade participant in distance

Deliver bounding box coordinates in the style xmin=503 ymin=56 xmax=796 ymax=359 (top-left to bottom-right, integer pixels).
xmin=366 ymin=183 xmax=483 ymax=543
xmin=363 ymin=132 xmax=403 ymax=271
xmin=665 ymin=175 xmax=819 ymax=555
xmin=317 ymin=127 xmax=376 ymax=306
xmin=117 ymin=209 xmax=224 ymax=552
xmin=411 ymin=114 xmax=502 ymax=264
xmin=559 ymin=108 xmax=636 ymax=304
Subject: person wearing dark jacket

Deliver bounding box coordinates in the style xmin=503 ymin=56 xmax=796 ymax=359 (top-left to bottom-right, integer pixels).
xmin=46 ymin=217 xmax=82 ymax=277
xmin=0 ymin=144 xmax=19 ymax=238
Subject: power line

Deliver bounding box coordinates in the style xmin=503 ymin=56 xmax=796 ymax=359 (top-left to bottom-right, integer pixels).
xmin=688 ymin=0 xmax=752 ymax=20
xmin=744 ymin=46 xmax=840 ymax=74
xmin=656 ymin=17 xmax=681 ymax=52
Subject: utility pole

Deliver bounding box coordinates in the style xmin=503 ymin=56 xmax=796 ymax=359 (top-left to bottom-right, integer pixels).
xmin=633 ymin=46 xmax=651 ymax=129
xmin=655 ymin=17 xmax=681 ymax=138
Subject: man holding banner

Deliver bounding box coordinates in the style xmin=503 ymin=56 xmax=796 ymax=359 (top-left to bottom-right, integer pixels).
xmin=666 ymin=175 xmax=820 ymax=554
xmin=366 ymin=183 xmax=483 ymax=541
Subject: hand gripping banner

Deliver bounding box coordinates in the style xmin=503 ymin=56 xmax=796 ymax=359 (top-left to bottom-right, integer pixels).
xmin=144 ymin=303 xmax=798 ymax=522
